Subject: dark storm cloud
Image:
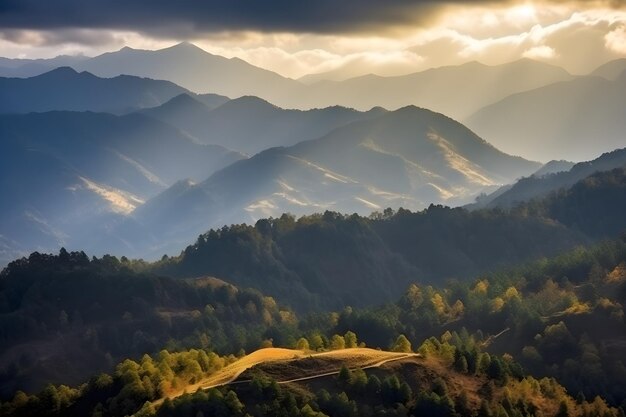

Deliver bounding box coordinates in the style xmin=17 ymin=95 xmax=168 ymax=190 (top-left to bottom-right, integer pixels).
xmin=0 ymin=0 xmax=508 ymax=37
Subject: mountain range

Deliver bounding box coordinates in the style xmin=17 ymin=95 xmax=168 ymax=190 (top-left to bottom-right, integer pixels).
xmin=73 ymin=42 xmax=304 ymax=106
xmin=295 ymin=58 xmax=575 ymax=119
xmin=471 ymin=147 xmax=626 ymax=210
xmin=151 ymin=159 xmax=626 ymax=311
xmin=140 ymin=93 xmax=386 ymax=154
xmin=2 ymin=44 xmax=623 ymax=165
xmin=115 ymin=105 xmax=539 ymax=258
xmin=1 ymin=44 xmax=625 ymax=265
xmin=466 ymin=70 xmax=626 ymax=161
xmin=0 ymin=111 xmax=243 ymax=264
xmin=0 ymin=55 xmax=88 ymax=78
xmin=0 ymin=44 xmax=583 ymax=120
xmin=0 ymin=67 xmax=188 ymax=114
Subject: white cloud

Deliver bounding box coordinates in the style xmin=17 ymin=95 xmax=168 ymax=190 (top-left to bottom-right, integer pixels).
xmin=523 ymin=45 xmax=557 ymax=59
xmin=0 ymin=3 xmax=625 ymax=79
xmin=605 ymin=24 xmax=626 ymax=53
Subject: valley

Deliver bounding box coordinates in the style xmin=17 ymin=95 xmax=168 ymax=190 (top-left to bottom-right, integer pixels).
xmin=1 ymin=4 xmax=626 ymax=416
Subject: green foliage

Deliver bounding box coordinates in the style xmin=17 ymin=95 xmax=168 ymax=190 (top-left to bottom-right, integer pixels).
xmin=0 ymin=250 xmax=296 ymax=396
xmin=296 ymin=337 xmax=310 ymax=351
xmin=330 ymin=334 xmax=346 ymax=350
xmin=2 ymin=167 xmax=626 ymax=416
xmin=152 ymin=197 xmax=595 ymax=313
xmin=343 ymin=331 xmax=357 ymax=349
xmin=391 ymin=334 xmax=412 ymax=353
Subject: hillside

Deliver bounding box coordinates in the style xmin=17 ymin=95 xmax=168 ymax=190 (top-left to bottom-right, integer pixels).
xmin=0 ymin=111 xmax=243 ymax=265
xmin=471 ymin=148 xmax=626 ymax=209
xmin=123 ymin=106 xmax=539 ymax=258
xmin=141 ymin=94 xmax=386 ymax=154
xmin=3 ymin=339 xmax=620 ymax=417
xmin=0 ymin=68 xmax=188 ymax=114
xmin=148 ymin=207 xmax=581 ymax=312
xmin=0 ymin=251 xmax=294 ymax=396
xmin=156 ymin=347 xmax=415 ymax=405
xmin=1 ymin=230 xmax=625 ymax=414
xmin=145 ymin=161 xmax=626 ymax=311
xmin=466 ymin=73 xmax=626 ymax=162
xmin=532 ymin=160 xmax=576 ymax=177
xmin=330 ymin=237 xmax=626 ymax=410
xmin=591 ymin=58 xmax=626 ymax=80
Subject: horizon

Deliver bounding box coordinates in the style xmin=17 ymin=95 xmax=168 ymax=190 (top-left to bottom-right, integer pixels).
xmin=1 ymin=1 xmax=626 ymax=79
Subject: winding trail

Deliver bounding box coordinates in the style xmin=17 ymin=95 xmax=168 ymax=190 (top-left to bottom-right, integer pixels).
xmin=201 ymin=348 xmax=419 ymax=389
xmin=274 ymin=353 xmax=419 ymax=385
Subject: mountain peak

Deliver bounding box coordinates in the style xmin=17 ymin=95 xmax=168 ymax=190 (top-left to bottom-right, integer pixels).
xmin=119 ymin=46 xmax=138 ymax=53
xmin=46 ymin=66 xmax=78 ymax=74
xmin=158 ymin=93 xmax=207 ymax=111
xmin=221 ymin=95 xmax=277 ymax=110
xmin=36 ymin=66 xmax=80 ymax=79
xmin=166 ymin=41 xmax=206 ymax=54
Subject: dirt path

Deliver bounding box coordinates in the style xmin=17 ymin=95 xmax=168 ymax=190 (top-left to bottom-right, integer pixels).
xmin=201 ymin=349 xmax=419 ymax=389
xmin=274 ymin=353 xmax=420 ymax=385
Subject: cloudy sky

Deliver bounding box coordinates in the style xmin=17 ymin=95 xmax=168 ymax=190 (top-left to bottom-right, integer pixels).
xmin=1 ymin=0 xmax=625 ymax=79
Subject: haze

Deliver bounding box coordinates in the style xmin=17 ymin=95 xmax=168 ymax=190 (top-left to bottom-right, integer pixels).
xmin=1 ymin=1 xmax=625 ymax=79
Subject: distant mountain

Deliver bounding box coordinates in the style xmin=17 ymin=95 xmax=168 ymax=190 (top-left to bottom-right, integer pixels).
xmin=532 ymin=160 xmax=576 ymax=177
xmin=0 ymin=55 xmax=88 ymax=78
xmin=60 ymin=44 xmax=574 ymax=119
xmin=73 ymin=42 xmax=304 ymax=102
xmin=466 ymin=73 xmax=626 ymax=162
xmin=141 ymin=94 xmax=386 ymax=154
xmin=471 ymin=148 xmax=626 ymax=209
xmin=194 ymin=93 xmax=231 ymax=109
xmin=0 ymin=67 xmax=189 ymax=114
xmin=118 ymin=106 xmax=539 ymax=257
xmin=298 ymin=67 xmax=365 ymax=84
xmin=292 ymin=59 xmax=574 ymax=119
xmin=590 ymin=58 xmax=626 ymax=80
xmin=0 ymin=111 xmax=244 ymax=265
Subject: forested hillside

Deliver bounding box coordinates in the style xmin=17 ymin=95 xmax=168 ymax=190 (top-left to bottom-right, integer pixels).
xmin=1 ymin=154 xmax=625 ymax=415
xmin=0 ymin=251 xmax=296 ymax=396
xmin=2 ymin=236 xmax=625 ymax=416
xmin=152 ymin=164 xmax=626 ymax=311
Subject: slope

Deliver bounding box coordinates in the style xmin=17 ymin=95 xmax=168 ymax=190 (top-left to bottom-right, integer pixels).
xmin=591 ymin=58 xmax=626 ymax=80
xmin=153 ymin=344 xmax=620 ymax=417
xmin=472 ymin=147 xmax=626 ymax=209
xmin=0 ymin=251 xmax=294 ymax=395
xmin=0 ymin=111 xmax=244 ymax=265
xmin=123 ymin=106 xmax=539 ymax=257
xmin=300 ymin=59 xmax=575 ymax=119
xmin=466 ymin=73 xmax=626 ymax=162
xmin=150 ymin=160 xmax=626 ymax=311
xmin=73 ymin=42 xmax=304 ymax=101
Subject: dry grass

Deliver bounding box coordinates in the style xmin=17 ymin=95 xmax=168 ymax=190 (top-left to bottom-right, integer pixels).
xmin=155 ymin=347 xmax=415 ymax=405
xmin=155 ymin=348 xmax=306 ymax=404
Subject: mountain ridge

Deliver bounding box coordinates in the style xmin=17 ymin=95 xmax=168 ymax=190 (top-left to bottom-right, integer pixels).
xmin=0 ymin=67 xmax=189 ymax=114
xmin=466 ymin=73 xmax=626 ymax=162
xmin=118 ymin=105 xmax=539 ymax=260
